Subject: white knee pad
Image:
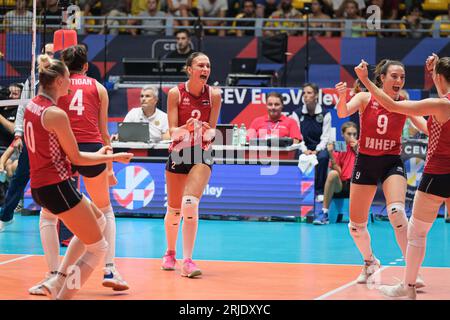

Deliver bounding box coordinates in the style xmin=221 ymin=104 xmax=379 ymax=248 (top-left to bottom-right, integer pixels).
xmin=387 ymin=202 xmax=408 ymax=231
xmin=164 ymin=206 xmax=182 ymax=226
xmin=407 ymin=217 xmax=432 ymax=248
xmin=80 ymin=238 xmax=108 ymax=269
xmin=348 ymin=221 xmax=368 ymax=238
xmin=181 ymin=196 xmax=199 ymax=222
xmin=39 ymin=208 xmax=58 ymax=229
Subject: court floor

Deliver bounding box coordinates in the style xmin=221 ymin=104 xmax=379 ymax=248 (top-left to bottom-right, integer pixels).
xmin=1 ymin=214 xmax=450 ymax=300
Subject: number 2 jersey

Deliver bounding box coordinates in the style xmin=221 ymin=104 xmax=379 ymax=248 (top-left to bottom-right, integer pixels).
xmin=358 ymin=94 xmax=406 ymax=156
xmin=24 ymin=95 xmax=71 ymax=188
xmin=169 ymin=82 xmax=212 ymax=152
xmin=58 ymin=74 xmax=103 ymax=144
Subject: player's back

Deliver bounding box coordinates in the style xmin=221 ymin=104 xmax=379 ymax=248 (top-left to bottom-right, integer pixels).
xmin=58 ymin=74 xmax=103 ymax=144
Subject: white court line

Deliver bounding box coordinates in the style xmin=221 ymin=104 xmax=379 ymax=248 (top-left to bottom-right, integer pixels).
xmin=314 ymin=266 xmax=390 ymax=300
xmin=0 ymin=255 xmax=33 ymax=266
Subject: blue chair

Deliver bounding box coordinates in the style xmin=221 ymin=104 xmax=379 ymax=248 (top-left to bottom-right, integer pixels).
xmin=328 ymin=198 xmax=374 ymax=223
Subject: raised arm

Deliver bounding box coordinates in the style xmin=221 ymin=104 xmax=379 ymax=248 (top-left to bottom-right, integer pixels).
xmin=426 ymin=53 xmax=447 ymax=98
xmin=335 ymin=81 xmax=370 ymax=118
xmin=43 ymin=107 xmax=132 ymax=166
xmin=355 ymin=59 xmax=449 ymax=120
xmin=408 ymin=116 xmax=428 ymax=136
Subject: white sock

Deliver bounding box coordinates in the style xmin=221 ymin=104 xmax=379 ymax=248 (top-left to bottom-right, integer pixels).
xmin=100 ymin=205 xmax=116 ymax=268
xmin=322 ymin=208 xmax=329 ymax=213
xmin=39 ymin=209 xmax=60 ymax=273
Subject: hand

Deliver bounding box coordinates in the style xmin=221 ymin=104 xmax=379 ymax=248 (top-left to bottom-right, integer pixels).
xmin=185 ymin=117 xmax=202 ymax=132
xmin=97 ymin=145 xmax=113 ymax=155
xmin=13 ymin=137 xmax=23 ymax=153
xmin=335 ymin=81 xmax=347 ymax=97
xmin=349 ymin=138 xmax=358 ymax=148
xmin=327 ymin=142 xmax=334 ymax=152
xmin=112 ymin=152 xmax=134 ymax=164
xmin=108 ymin=170 xmax=118 ymax=186
xmin=202 ymin=122 xmax=215 ymax=142
xmin=426 ymin=53 xmax=438 ymax=73
xmin=354 ymin=59 xmax=369 ymax=81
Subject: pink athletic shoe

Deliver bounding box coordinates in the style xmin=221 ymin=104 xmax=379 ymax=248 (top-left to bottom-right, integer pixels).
xmin=161 ymin=250 xmax=177 ymax=271
xmin=181 ymin=258 xmax=202 ymax=278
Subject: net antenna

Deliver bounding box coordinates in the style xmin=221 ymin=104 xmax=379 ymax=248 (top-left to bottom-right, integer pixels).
xmin=30 ymin=0 xmax=37 ymax=98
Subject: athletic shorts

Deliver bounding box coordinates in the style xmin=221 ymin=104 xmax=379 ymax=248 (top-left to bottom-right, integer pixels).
xmin=418 ymin=173 xmax=450 ymax=198
xmin=166 ymin=145 xmax=213 ymax=174
xmin=71 ymin=143 xmax=106 ymax=178
xmin=31 ymin=178 xmax=83 ymax=214
xmin=351 ymin=153 xmax=406 ymax=185
xmin=334 ymin=179 xmax=351 ymax=198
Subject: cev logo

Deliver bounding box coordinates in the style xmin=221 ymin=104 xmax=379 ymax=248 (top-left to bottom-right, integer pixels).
xmin=112 ymin=166 xmax=155 ymax=210
xmin=405 ymin=157 xmax=424 ymax=187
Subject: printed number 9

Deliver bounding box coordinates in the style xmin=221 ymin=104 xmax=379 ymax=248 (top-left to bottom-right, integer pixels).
xmin=376 ymin=114 xmax=388 ymax=135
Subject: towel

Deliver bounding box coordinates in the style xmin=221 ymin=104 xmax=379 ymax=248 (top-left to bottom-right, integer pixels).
xmin=298 ymin=154 xmax=318 ymax=175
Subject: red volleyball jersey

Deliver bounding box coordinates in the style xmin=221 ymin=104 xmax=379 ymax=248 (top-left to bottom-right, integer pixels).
xmin=358 ymin=95 xmax=406 ymax=156
xmin=424 ymin=94 xmax=450 ymax=174
xmin=58 ymin=74 xmax=103 ymax=144
xmin=24 ymin=95 xmax=72 ymax=188
xmin=169 ymin=82 xmax=212 ymax=152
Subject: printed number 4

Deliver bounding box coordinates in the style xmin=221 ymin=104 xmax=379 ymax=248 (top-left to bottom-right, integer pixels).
xmin=69 ymin=89 xmax=84 ymax=116
xmin=376 ymin=114 xmax=388 ymax=135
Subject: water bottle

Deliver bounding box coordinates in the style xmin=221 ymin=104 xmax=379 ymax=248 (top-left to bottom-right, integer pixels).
xmin=239 ymin=124 xmax=247 ymax=146
xmin=232 ymin=124 xmax=239 ymax=146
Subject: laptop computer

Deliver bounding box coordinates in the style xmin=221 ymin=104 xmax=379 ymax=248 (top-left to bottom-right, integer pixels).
xmin=118 ymin=122 xmax=150 ymax=143
xmin=231 ymin=58 xmax=257 ymax=74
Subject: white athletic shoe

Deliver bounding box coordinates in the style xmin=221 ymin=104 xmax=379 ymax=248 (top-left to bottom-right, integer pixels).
xmin=41 ymin=275 xmax=64 ymax=300
xmin=28 ymin=272 xmax=57 ymax=296
xmin=315 ymin=195 xmax=324 ymax=203
xmin=356 ymin=257 xmax=381 ymax=284
xmin=0 ymin=219 xmax=14 ymax=232
xmin=102 ymin=267 xmax=129 ymax=291
xmin=379 ymin=283 xmax=417 ymax=300
xmin=416 ymin=274 xmax=426 ymax=289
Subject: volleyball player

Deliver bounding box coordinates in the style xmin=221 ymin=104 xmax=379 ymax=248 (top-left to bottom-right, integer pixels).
xmin=354 ymin=55 xmax=450 ymax=299
xmin=25 ymin=54 xmax=132 ymax=299
xmin=335 ymin=59 xmax=428 ymax=286
xmin=161 ymin=52 xmax=221 ymax=278
xmin=29 ymin=45 xmax=128 ymax=295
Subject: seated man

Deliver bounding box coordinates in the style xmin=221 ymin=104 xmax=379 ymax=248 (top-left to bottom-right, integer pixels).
xmin=164 ymin=29 xmax=194 ymax=59
xmin=313 ymin=121 xmax=358 ymax=225
xmin=112 ymin=85 xmax=170 ymax=142
xmin=290 ymin=83 xmax=332 ymax=202
xmin=247 ymin=91 xmax=302 ymax=144
xmin=128 ymin=0 xmax=166 ymax=36
xmin=197 ymin=0 xmax=228 ymax=37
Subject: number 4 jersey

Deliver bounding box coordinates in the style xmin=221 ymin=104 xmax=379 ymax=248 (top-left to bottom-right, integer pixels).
xmin=58 ymin=74 xmax=103 ymax=144
xmin=358 ymin=94 xmax=406 ymax=156
xmin=24 ymin=95 xmax=72 ymax=188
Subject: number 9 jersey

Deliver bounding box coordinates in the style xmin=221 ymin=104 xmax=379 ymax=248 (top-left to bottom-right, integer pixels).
xmin=358 ymin=94 xmax=406 ymax=156
xmin=57 ymin=74 xmax=103 ymax=144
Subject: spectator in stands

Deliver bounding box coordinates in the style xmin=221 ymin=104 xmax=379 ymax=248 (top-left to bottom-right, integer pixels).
xmin=40 ymin=0 xmax=63 ymax=33
xmin=131 ymin=0 xmax=151 ymax=15
xmin=0 ymin=91 xmax=18 ymax=154
xmin=365 ymin=0 xmax=400 ymax=37
xmin=290 ymin=83 xmax=331 ymax=202
xmin=340 ymin=0 xmax=365 ymax=37
xmin=167 ymin=0 xmax=192 ymax=27
xmin=247 ymin=91 xmax=302 ymax=144
xmin=0 ymin=142 xmax=19 ymax=182
xmin=8 ymin=83 xmax=23 ymax=100
xmin=433 ymin=3 xmax=450 ymax=37
xmin=84 ymin=0 xmax=130 ymax=35
xmin=400 ymin=5 xmax=426 ymax=38
xmin=165 ymin=29 xmax=194 ymax=59
xmin=303 ymin=0 xmax=333 ymax=37
xmin=313 ymin=121 xmax=358 ymax=225
xmin=128 ymin=0 xmax=166 ymax=36
xmin=4 ymin=0 xmax=33 ymax=34
xmin=256 ymin=0 xmax=279 ymax=18
xmin=264 ymin=0 xmax=302 ymax=36
xmin=112 ymin=85 xmax=170 ymax=142
xmin=232 ymin=0 xmax=257 ymax=37
xmin=330 ymin=0 xmax=365 ymax=17
xmin=197 ymin=0 xmax=229 ymax=37
xmin=78 ymin=43 xmax=103 ymax=83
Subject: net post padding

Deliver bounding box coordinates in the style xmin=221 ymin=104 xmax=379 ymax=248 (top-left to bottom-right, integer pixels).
xmin=53 ymin=29 xmax=78 ymax=52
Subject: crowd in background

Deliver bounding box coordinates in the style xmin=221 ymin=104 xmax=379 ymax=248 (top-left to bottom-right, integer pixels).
xmin=0 ymin=0 xmax=449 ymax=37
